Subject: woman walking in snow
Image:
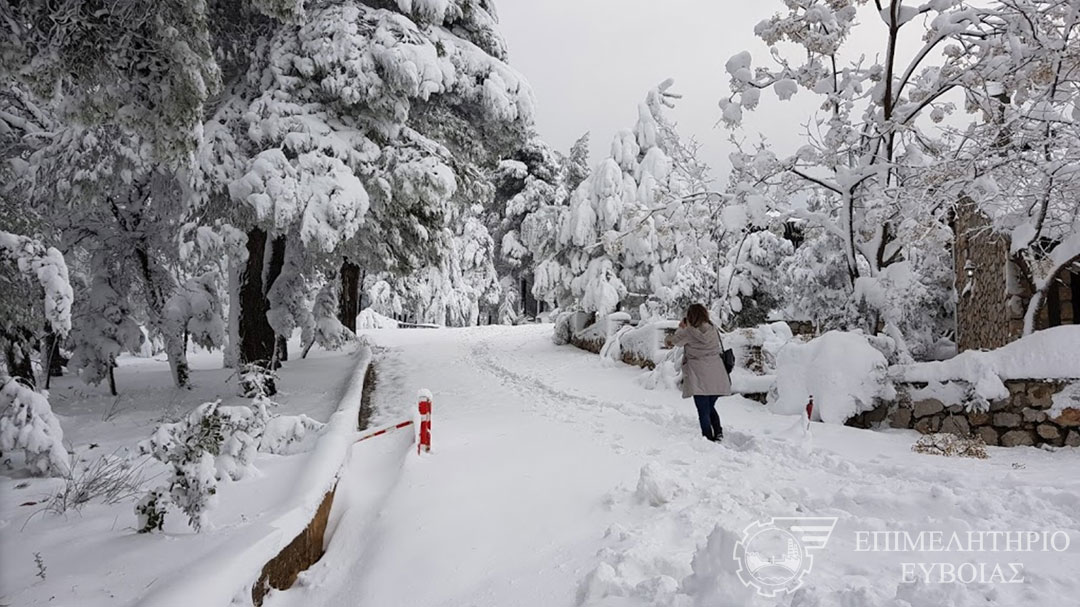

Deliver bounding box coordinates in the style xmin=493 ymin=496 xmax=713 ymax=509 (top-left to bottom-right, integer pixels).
xmin=668 ymin=304 xmax=731 ymax=442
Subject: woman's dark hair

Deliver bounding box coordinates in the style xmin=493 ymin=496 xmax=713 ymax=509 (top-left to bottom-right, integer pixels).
xmin=685 ymin=303 xmax=711 ymax=328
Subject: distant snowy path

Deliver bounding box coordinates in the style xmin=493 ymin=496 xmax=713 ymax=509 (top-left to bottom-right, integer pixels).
xmin=269 ymin=325 xmax=1080 ymax=607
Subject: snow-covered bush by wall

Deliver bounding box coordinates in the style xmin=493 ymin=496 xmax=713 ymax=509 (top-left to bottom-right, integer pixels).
xmin=260 ymin=414 xmax=325 ymax=456
xmin=770 ymin=331 xmax=895 ymax=424
xmin=899 ymin=326 xmax=1080 ymax=405
xmin=136 ymin=398 xmax=325 ymax=532
xmin=723 ymin=321 xmax=795 ymax=374
xmin=0 ymin=379 xmax=70 ymax=477
xmin=602 ymin=318 xmax=676 ymax=368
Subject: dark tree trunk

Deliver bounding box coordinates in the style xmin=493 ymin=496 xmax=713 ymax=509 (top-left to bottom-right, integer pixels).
xmin=239 ymin=227 xmax=277 ymax=395
xmin=107 ymin=364 xmax=117 ymax=397
xmin=46 ymin=331 xmax=65 ymax=376
xmin=42 ymin=329 xmax=65 ymax=389
xmin=265 ymin=235 xmax=287 ymax=370
xmin=275 ymin=335 xmax=289 ymax=363
xmin=134 ymin=246 xmax=189 ymax=388
xmin=338 ymin=259 xmax=361 ymax=332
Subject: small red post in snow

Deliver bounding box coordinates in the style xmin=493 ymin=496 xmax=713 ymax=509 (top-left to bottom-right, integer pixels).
xmin=418 ymin=389 xmax=432 ymax=454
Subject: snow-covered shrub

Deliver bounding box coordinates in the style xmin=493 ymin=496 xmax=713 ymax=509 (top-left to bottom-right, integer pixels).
xmin=135 ymin=488 xmax=168 ymax=533
xmin=552 ymin=311 xmax=575 ymax=345
xmin=137 ymin=396 xmax=327 ymax=531
xmin=138 ymin=401 xmax=267 ymax=531
xmin=608 ymin=319 xmax=676 ymax=369
xmin=260 ymin=414 xmax=325 ymax=455
xmin=497 ymin=276 xmax=519 ymax=325
xmin=724 ymin=322 xmax=796 ymax=374
xmin=769 ymin=331 xmax=896 ymax=424
xmin=854 ymin=256 xmax=954 ymax=362
xmin=240 ymin=363 xmax=278 ymax=401
xmin=912 ymin=433 xmax=989 ymax=460
xmin=306 ymin=283 xmax=354 ymax=354
xmin=0 ymin=379 xmax=70 ymax=476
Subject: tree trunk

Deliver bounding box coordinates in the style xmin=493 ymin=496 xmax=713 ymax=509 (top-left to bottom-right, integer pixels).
xmin=134 ymin=247 xmax=188 ymax=388
xmin=275 ymin=335 xmax=289 ymax=363
xmin=107 ymin=364 xmax=117 ymax=397
xmin=224 ymin=256 xmax=242 ymax=369
xmin=265 ymin=235 xmax=287 ymax=370
xmin=338 ymin=259 xmax=361 ymax=332
xmin=42 ymin=328 xmax=65 ymax=389
xmin=238 ymin=227 xmax=277 ymax=395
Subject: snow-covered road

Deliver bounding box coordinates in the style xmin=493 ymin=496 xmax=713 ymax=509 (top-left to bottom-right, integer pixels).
xmin=267 ymin=325 xmax=1080 ymax=607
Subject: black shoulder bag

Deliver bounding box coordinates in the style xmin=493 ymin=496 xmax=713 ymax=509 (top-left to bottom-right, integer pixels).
xmin=718 ymin=329 xmax=735 ymax=374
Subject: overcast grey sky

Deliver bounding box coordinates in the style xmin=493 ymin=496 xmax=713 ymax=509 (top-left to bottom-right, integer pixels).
xmin=497 ymin=1 xmax=896 ymax=183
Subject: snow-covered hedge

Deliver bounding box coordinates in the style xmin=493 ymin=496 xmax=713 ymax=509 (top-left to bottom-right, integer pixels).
xmin=897 ymin=325 xmax=1080 ymax=403
xmin=605 ymin=319 xmax=678 ymax=368
xmin=723 ymin=321 xmax=795 ymax=374
xmin=0 ymin=379 xmax=70 ymax=477
xmin=770 ymin=331 xmax=896 ymax=424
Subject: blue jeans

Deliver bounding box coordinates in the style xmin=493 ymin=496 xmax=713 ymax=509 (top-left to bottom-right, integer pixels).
xmin=693 ymin=395 xmax=722 ymax=440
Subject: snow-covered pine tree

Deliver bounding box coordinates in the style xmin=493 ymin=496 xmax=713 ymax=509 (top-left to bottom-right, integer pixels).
xmin=489 ymin=135 xmax=563 ymax=321
xmin=563 ymin=133 xmax=592 ymax=197
xmin=203 ymin=0 xmax=533 ymax=350
xmin=538 ymin=80 xmax=711 ymax=318
xmin=2 ymin=0 xmax=230 ymax=387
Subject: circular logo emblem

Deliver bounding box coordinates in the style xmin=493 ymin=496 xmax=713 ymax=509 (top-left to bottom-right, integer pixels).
xmin=734 ymin=521 xmax=811 ymax=596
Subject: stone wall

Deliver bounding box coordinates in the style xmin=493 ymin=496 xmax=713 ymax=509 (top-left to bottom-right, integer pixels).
xmin=847 ymin=380 xmax=1080 ymax=448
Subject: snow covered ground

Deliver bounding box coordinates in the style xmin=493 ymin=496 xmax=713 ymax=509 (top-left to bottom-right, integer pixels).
xmin=265 ymin=325 xmax=1080 ymax=607
xmin=0 ymin=339 xmax=363 ymax=607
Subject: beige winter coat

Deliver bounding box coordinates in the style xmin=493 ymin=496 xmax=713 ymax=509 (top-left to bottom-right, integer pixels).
xmin=672 ymin=323 xmax=732 ymax=399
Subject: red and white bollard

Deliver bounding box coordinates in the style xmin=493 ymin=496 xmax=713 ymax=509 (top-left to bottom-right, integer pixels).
xmin=418 ymin=389 xmax=432 ymax=454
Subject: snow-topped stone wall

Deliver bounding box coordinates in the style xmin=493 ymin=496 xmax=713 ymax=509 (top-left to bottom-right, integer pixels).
xmin=849 ymin=326 xmax=1080 ymax=448
xmin=848 ymin=380 xmax=1080 ymax=448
